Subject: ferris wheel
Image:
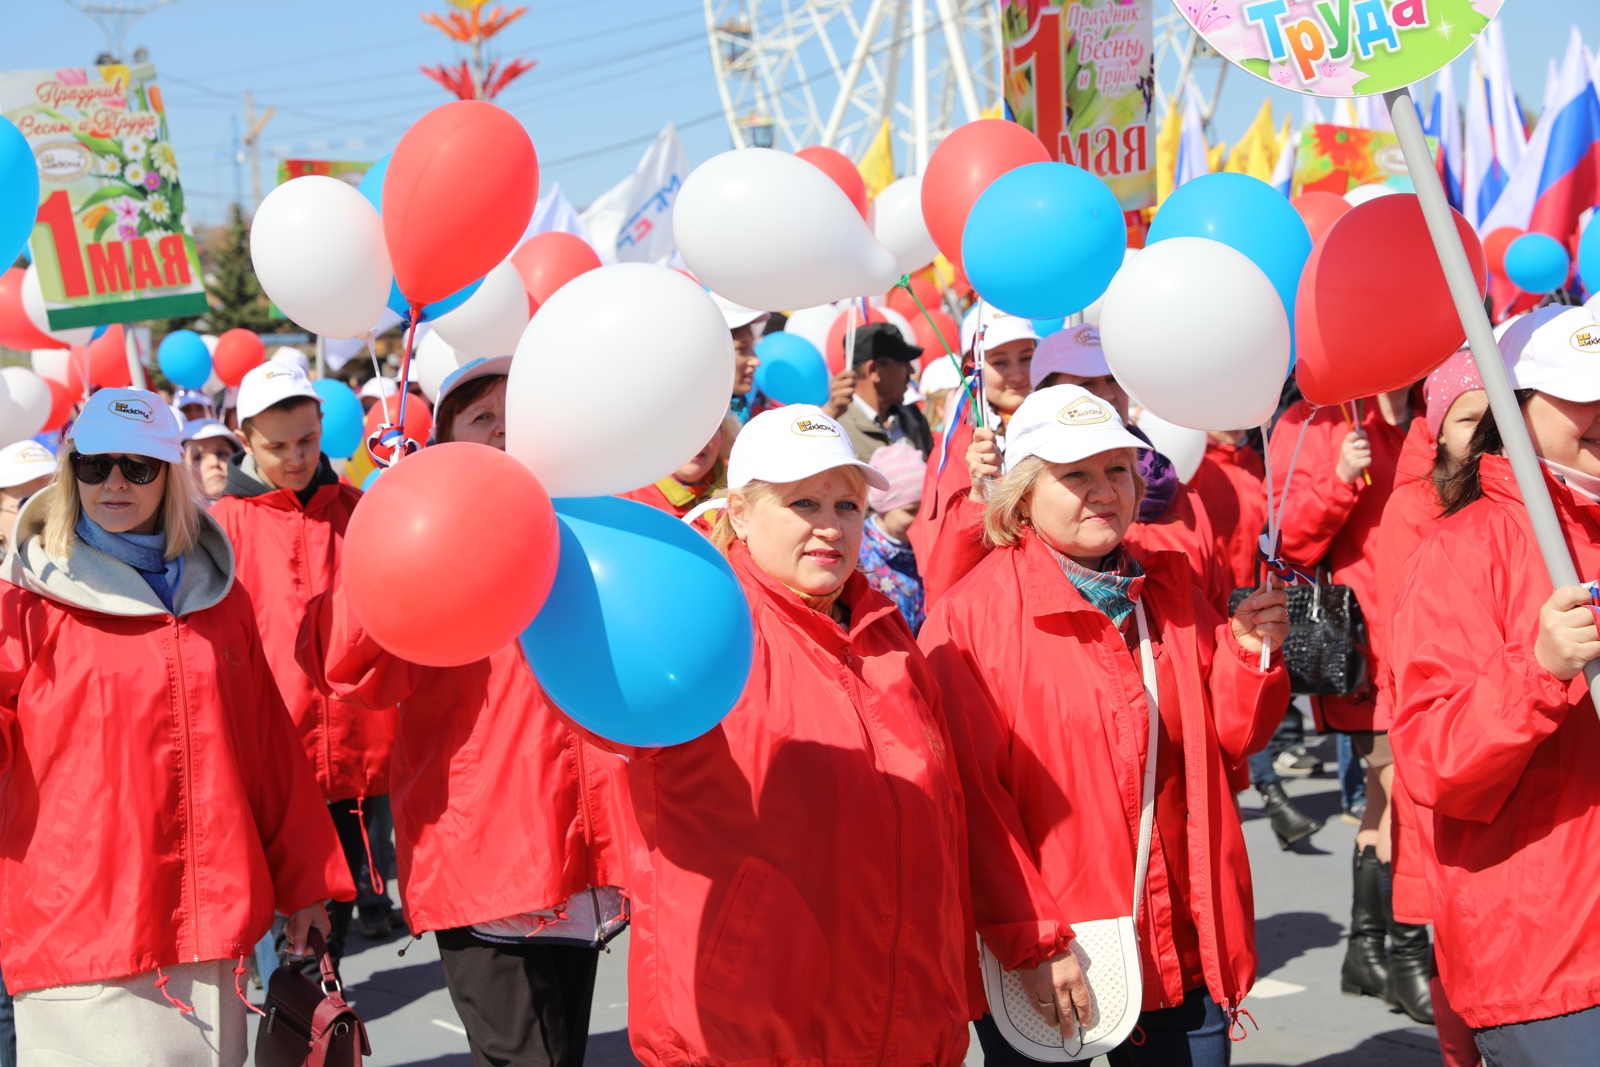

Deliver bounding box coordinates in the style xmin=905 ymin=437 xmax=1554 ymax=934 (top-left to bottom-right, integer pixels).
xmin=702 ymin=0 xmax=1005 ymax=173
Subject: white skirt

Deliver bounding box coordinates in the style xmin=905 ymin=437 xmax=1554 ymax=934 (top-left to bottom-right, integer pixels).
xmin=15 ymin=958 xmax=248 ymax=1067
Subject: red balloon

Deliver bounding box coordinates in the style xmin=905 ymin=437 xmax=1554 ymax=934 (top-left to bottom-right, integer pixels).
xmin=795 ymin=146 xmax=869 ymax=219
xmin=911 ymin=308 xmax=960 ymax=370
xmin=383 ymin=101 xmax=540 ymax=308
xmin=213 ymin=328 xmax=266 ymax=386
xmin=921 ymin=119 xmax=1051 ymax=271
xmin=886 ymin=277 xmax=941 ymax=322
xmin=364 ymin=393 xmax=434 ymax=447
xmin=1483 ymin=226 xmax=1524 ymax=277
xmin=1290 ymin=192 xmax=1350 ymax=243
xmin=41 ymin=377 xmax=75 ymax=432
xmin=85 ymin=325 xmax=132 ymax=390
xmin=343 ymin=442 xmax=559 ymax=667
xmin=0 ymin=267 xmax=60 ymax=351
xmin=824 ymin=306 xmax=889 ymax=375
xmin=1296 ymin=195 xmax=1487 ymax=406
xmin=511 ymin=232 xmax=602 ymax=309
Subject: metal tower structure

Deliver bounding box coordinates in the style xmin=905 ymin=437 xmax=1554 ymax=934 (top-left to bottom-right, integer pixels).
xmin=703 ymin=0 xmax=1003 ymax=174
xmin=1151 ymin=1 xmax=1230 ymax=127
xmin=60 ymin=0 xmax=179 ymax=65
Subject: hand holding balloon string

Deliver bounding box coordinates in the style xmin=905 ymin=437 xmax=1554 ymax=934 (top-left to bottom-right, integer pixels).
xmin=896 ymin=274 xmax=983 ymax=428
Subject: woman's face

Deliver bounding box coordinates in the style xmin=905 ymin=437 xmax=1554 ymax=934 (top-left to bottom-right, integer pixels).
xmin=1025 ymin=448 xmax=1139 ymax=565
xmin=729 ymin=469 xmax=866 ymax=597
xmin=674 ymin=427 xmax=723 ymax=484
xmin=983 ymin=339 xmax=1034 ymax=415
xmin=81 ymin=456 xmax=167 ymax=535
xmin=185 ymin=438 xmax=236 ymax=501
xmin=448 ymin=377 xmax=508 ymax=451
xmin=1437 ymin=389 xmax=1488 ymax=469
xmin=1525 ymin=392 xmax=1600 ymax=478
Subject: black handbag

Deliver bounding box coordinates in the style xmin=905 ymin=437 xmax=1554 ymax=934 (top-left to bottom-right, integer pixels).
xmin=255 ymin=927 xmax=370 ymax=1067
xmin=1229 ymin=566 xmax=1367 ymax=696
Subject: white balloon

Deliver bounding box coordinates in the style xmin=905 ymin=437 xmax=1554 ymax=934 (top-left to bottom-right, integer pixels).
xmin=1082 ymin=249 xmax=1140 ymax=327
xmin=1133 ymin=408 xmax=1208 ymax=484
xmin=675 ymin=148 xmax=900 ymax=311
xmin=21 ymin=264 xmax=95 ymax=345
xmin=783 ymin=305 xmax=839 ymax=356
xmin=873 ymin=175 xmax=939 ymax=275
xmin=250 ymin=176 xmax=392 ymax=339
xmin=1100 ymin=237 xmax=1289 ymax=432
xmin=0 ymin=367 xmax=51 ymax=443
xmin=31 ymin=348 xmax=73 ymax=386
xmin=430 ymin=260 xmax=531 ymax=359
xmin=1344 ymin=183 xmax=1399 ymax=206
xmin=506 ymin=264 xmax=734 ymax=497
xmin=415 ymin=328 xmax=463 ymax=403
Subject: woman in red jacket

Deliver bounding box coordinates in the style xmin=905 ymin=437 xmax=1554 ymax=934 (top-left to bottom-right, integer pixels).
xmin=921 ymin=385 xmax=1289 ymax=1067
xmin=1390 ymin=306 xmax=1600 ymax=1063
xmin=298 ymin=357 xmax=633 ymax=1067
xmin=0 ymin=389 xmax=351 ymax=1067
xmin=589 ymin=404 xmax=974 ymax=1067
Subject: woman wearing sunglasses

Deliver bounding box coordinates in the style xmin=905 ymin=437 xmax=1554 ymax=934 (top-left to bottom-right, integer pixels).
xmin=0 ymin=388 xmax=353 ymax=1067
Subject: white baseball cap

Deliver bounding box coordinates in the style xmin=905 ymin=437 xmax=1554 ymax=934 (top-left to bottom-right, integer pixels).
xmin=67 ymin=387 xmax=184 ymax=465
xmin=237 ymin=361 xmax=321 ymax=421
xmin=359 ymin=375 xmax=399 ymax=400
xmin=727 ymin=405 xmax=890 ymax=492
xmin=173 ymin=389 xmax=213 ymax=412
xmin=435 ymin=356 xmax=512 ymax=409
xmin=1002 ymin=384 xmax=1149 ymax=475
xmin=1031 ymin=324 xmax=1111 ymax=389
xmin=179 ymin=417 xmax=241 ymax=449
xmin=0 ymin=440 xmax=58 ymax=489
xmin=1498 ymin=305 xmax=1567 ymax=368
xmin=1511 ymin=306 xmax=1600 ymax=402
xmin=269 ymin=346 xmax=312 ymax=374
xmin=920 ymin=354 xmax=964 ymax=395
xmin=711 ymin=291 xmax=770 ymax=331
xmin=961 ymin=302 xmax=1039 ymax=355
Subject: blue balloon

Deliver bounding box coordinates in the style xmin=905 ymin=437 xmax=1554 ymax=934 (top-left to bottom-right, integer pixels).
xmin=521 ymin=497 xmax=753 ymax=747
xmin=1505 ymin=232 xmax=1572 ymax=294
xmin=360 ymin=467 xmax=382 ymax=491
xmin=754 ymin=331 xmax=829 ymax=405
xmin=1580 ymin=221 xmax=1600 ymax=298
xmin=961 ymin=162 xmax=1126 ymax=319
xmin=1032 ymin=318 xmax=1066 ymax=337
xmin=314 ymin=378 xmax=365 ymax=460
xmin=1148 ymin=172 xmax=1313 ymax=361
xmin=0 ymin=116 xmax=38 ymax=268
xmin=357 ymin=152 xmax=484 ymax=321
xmin=157 ymin=330 xmax=213 ymax=389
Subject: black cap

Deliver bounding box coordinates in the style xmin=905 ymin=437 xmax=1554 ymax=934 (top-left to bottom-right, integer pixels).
xmin=851 ymin=322 xmax=923 ymax=369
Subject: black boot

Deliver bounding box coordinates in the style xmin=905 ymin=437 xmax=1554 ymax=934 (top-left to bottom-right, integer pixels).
xmin=1259 ymin=781 xmax=1322 ymax=849
xmin=1341 ymin=845 xmax=1389 ymax=998
xmin=1382 ymin=859 xmax=1435 ymax=1024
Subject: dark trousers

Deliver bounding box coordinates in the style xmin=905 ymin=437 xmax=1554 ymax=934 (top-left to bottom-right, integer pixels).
xmin=327 ymin=796 xmax=397 ymax=959
xmin=1247 ymin=700 xmax=1305 ymax=789
xmin=976 ymin=988 xmax=1230 ymax=1067
xmin=436 ymin=927 xmax=600 ymax=1067
xmin=1477 ymin=1003 xmax=1600 ymax=1067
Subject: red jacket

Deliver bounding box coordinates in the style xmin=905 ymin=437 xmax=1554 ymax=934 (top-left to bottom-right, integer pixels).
xmin=1390 ymin=456 xmax=1600 ymax=1028
xmin=579 ymin=542 xmax=974 ymax=1067
xmin=921 ymin=534 xmax=1288 ymax=1012
xmin=1269 ymin=400 xmax=1415 ymax=731
xmin=619 ymin=480 xmax=718 ymax=536
xmin=0 ymin=501 xmax=352 ymax=993
xmin=296 ymin=581 xmax=633 ymax=935
xmin=1191 ymin=441 xmax=1267 ymax=590
xmin=212 ymin=471 xmax=397 ymax=801
xmin=1133 ymin=486 xmax=1234 ymax=616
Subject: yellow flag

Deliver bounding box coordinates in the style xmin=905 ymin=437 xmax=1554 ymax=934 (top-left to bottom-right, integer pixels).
xmin=857 ymin=121 xmax=896 ymax=201
xmin=1155 ymin=103 xmax=1183 ymax=204
xmin=981 ymin=102 xmax=1006 ymax=121
xmin=1224 ymin=100 xmax=1277 ymax=181
xmin=1207 ymin=141 xmax=1227 ymax=173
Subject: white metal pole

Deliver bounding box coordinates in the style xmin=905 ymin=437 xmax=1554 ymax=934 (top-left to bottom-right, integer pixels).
xmin=930 ymin=0 xmax=981 ymax=125
xmin=822 ymin=0 xmax=892 ymax=147
xmin=703 ymin=0 xmax=747 ymax=147
xmin=1384 ymin=86 xmax=1600 ymax=708
xmin=912 ymin=0 xmax=930 ymax=173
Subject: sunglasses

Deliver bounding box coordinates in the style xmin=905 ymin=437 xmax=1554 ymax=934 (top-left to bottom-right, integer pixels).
xmin=70 ymin=452 xmax=164 ymax=486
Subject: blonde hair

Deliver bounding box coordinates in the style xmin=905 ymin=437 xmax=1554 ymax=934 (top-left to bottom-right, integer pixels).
xmin=709 ymin=466 xmax=869 ymax=556
xmin=983 ymin=450 xmax=1146 ymax=548
xmin=40 ymin=442 xmax=204 ymax=561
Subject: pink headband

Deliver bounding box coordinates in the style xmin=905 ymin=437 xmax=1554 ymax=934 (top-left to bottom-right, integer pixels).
xmin=1424 ymin=347 xmax=1484 ymax=442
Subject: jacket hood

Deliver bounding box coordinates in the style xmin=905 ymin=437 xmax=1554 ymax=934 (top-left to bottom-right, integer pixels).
xmin=226 ymin=450 xmax=338 ymax=503
xmin=3 ymin=491 xmax=235 ymax=618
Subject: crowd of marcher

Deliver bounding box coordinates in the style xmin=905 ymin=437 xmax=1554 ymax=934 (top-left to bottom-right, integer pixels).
xmin=0 ymin=289 xmax=1596 ymax=1067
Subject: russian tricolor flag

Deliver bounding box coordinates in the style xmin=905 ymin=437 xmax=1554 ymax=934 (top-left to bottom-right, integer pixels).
xmin=1426 ymin=66 xmax=1464 ymax=212
xmin=1482 ymin=27 xmax=1600 ymax=243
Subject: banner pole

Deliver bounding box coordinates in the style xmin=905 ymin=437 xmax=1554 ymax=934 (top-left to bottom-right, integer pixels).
xmin=1384 ymin=86 xmax=1600 ymax=708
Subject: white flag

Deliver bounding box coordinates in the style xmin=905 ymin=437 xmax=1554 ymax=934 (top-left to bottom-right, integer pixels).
xmin=526 ymin=181 xmax=599 ymax=253
xmin=580 ymin=123 xmax=690 ymax=266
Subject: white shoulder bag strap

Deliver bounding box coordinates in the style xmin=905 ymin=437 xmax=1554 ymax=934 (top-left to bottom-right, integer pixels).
xmin=980 ymin=598 xmax=1161 ymax=1061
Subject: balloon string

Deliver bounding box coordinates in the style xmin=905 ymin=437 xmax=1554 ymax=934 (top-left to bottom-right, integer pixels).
xmin=1340 ymin=402 xmax=1372 ymax=485
xmin=895 ymin=274 xmax=982 ymax=428
xmin=397 ymin=304 xmax=419 ymax=444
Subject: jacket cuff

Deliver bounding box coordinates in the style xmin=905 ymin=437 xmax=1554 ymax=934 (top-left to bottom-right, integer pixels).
xmin=983 ymin=921 xmax=1077 ymax=972
xmin=1225 ymin=629 xmax=1282 ymax=673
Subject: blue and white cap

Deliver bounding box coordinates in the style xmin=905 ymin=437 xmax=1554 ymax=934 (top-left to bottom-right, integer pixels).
xmin=68 ymin=387 xmax=183 ymax=465
xmin=436 ymin=355 xmax=512 ymax=409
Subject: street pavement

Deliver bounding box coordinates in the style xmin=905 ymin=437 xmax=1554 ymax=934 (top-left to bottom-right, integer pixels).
xmin=260 ymin=733 xmax=1447 ymax=1066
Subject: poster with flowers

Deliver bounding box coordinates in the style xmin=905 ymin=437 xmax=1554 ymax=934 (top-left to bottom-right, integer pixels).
xmin=275 ymin=159 xmax=371 ymax=187
xmin=0 ymin=64 xmax=209 ymax=329
xmin=1001 ymin=0 xmax=1155 ymax=212
xmin=1290 ymin=123 xmax=1435 ymax=197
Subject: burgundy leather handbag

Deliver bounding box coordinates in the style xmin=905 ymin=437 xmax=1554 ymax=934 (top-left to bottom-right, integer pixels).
xmin=255 ymin=928 xmax=371 ymax=1067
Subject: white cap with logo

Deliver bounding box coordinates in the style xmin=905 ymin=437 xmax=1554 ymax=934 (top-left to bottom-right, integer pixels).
xmin=0 ymin=440 xmax=58 ymax=489
xmin=961 ymin=302 xmax=1039 ymax=355
xmin=67 ymin=387 xmax=184 ymax=465
xmin=1510 ymin=306 xmax=1600 ymax=402
xmin=1002 ymin=384 xmax=1149 ymax=475
xmin=237 ymin=362 xmax=322 ymax=421
xmin=727 ymin=405 xmax=891 ymax=492
xmin=1030 ymin=324 xmax=1111 ymax=389
xmin=179 ymin=417 xmax=241 ymax=449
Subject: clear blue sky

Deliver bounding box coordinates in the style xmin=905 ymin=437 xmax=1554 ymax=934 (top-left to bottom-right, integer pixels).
xmin=1 ymin=0 xmax=1594 ymax=226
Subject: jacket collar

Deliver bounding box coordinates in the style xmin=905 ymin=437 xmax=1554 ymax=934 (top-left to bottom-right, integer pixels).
xmin=1019 ymin=527 xmax=1184 ymax=619
xmin=226 ymin=451 xmax=340 ymax=511
xmin=727 ymin=539 xmax=898 ymax=645
xmin=1478 ymin=454 xmax=1600 ymax=541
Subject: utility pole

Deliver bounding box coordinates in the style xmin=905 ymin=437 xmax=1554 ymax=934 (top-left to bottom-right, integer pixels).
xmin=241 ymin=90 xmax=275 ymax=213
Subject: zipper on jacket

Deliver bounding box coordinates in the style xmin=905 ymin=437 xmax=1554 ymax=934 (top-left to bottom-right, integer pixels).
xmin=299 ymin=511 xmax=335 ymax=791
xmin=573 ymin=734 xmax=595 ymax=851
xmin=171 ymin=617 xmax=202 ymax=962
xmin=843 ymin=646 xmax=904 ymax=1067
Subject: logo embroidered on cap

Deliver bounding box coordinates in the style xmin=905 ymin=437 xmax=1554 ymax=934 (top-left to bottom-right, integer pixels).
xmin=1572 ymin=327 xmax=1600 ymax=352
xmin=1073 ymin=326 xmax=1100 ymax=347
xmin=11 ymin=443 xmax=51 ymax=464
xmin=1058 ymin=397 xmax=1112 ymax=426
xmin=790 ymin=416 xmax=840 ymax=438
xmin=109 ymin=398 xmax=153 ymax=422
xmin=262 ymin=366 xmax=295 ymax=379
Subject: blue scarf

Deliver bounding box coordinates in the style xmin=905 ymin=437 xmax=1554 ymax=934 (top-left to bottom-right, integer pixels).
xmin=1050 ymin=545 xmax=1145 ymax=629
xmin=75 ymin=513 xmax=182 ymax=613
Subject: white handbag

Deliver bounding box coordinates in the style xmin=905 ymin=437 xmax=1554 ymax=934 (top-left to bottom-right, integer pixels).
xmin=979 ymin=600 xmax=1161 ymax=1062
